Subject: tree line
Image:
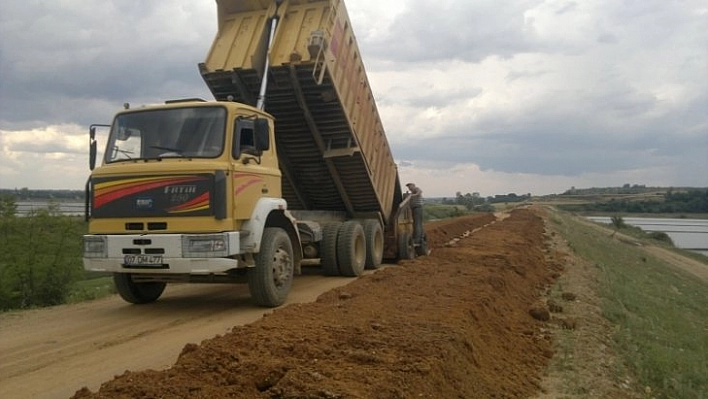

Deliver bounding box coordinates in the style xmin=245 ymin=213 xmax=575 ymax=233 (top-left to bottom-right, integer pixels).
xmin=438 ymin=192 xmax=531 ymax=212
xmin=558 ymin=189 xmax=708 ymax=214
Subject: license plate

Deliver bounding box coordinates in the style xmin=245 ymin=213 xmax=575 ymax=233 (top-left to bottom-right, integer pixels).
xmin=123 ymin=254 xmax=163 ymax=266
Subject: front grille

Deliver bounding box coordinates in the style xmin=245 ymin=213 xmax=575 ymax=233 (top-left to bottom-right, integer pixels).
xmin=148 ymin=222 xmax=167 ymax=230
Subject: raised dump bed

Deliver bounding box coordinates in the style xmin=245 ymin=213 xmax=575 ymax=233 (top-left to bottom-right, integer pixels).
xmin=200 ymin=0 xmax=403 ymax=222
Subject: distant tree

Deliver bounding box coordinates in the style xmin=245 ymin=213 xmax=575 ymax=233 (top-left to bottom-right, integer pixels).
xmin=611 ymin=215 xmax=626 ymax=229
xmin=0 ymin=195 xmax=17 ymax=218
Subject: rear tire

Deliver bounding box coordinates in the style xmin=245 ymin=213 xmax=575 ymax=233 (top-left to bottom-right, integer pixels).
xmin=113 ymin=273 xmax=166 ymax=304
xmin=248 ymin=228 xmax=294 ymax=307
xmin=337 ymin=221 xmax=366 ymax=277
xmin=320 ymin=222 xmax=342 ymax=276
xmin=398 ymin=231 xmax=416 ymax=260
xmin=363 ymin=220 xmax=384 ymax=270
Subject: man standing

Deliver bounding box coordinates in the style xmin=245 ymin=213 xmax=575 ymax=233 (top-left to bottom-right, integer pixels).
xmin=406 ymin=183 xmax=424 ymax=246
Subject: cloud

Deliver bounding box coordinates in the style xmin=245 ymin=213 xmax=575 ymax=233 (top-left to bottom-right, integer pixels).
xmin=0 ymin=0 xmax=215 ymax=128
xmin=363 ymin=0 xmax=543 ymax=63
xmin=0 ymin=124 xmax=92 ymax=188
xmin=0 ymin=0 xmax=706 ymax=195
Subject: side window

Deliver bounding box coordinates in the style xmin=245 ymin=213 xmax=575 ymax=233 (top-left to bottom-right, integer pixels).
xmin=233 ymin=119 xmax=256 ymax=158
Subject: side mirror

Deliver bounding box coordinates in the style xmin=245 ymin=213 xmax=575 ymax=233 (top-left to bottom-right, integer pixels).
xmin=89 ymin=124 xmax=110 ymax=171
xmin=89 ymin=141 xmax=97 ymax=171
xmin=254 ymin=118 xmax=270 ymax=151
xmin=89 ymin=125 xmax=98 ymax=171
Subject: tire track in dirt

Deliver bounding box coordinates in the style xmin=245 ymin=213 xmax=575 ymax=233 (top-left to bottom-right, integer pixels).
xmin=0 ymin=275 xmax=366 ymax=399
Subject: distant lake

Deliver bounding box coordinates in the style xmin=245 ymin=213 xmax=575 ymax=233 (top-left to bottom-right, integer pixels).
xmin=587 ymin=216 xmax=708 ymax=257
xmin=16 ymin=201 xmax=84 ymax=217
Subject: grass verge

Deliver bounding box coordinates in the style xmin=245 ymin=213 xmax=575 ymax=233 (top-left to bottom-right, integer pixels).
xmin=549 ymin=210 xmax=708 ymax=399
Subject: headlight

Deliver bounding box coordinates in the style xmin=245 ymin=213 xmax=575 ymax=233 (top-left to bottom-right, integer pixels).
xmin=182 ymin=234 xmax=229 ymax=257
xmin=83 ymin=236 xmax=107 ymax=258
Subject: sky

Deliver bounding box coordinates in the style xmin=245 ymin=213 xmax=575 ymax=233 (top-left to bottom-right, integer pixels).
xmin=0 ymin=0 xmax=706 ymax=198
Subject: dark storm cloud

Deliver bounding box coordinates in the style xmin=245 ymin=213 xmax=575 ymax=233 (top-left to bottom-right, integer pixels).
xmin=388 ymin=71 xmax=708 ymax=178
xmin=0 ymin=0 xmax=214 ymax=129
xmin=394 ymin=126 xmax=706 ymax=177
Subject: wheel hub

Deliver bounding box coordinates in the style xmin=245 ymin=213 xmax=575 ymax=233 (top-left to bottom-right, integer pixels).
xmin=271 ymin=247 xmax=292 ymax=287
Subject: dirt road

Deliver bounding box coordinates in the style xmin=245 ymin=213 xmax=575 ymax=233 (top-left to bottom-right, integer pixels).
xmin=0 ymin=274 xmax=371 ymax=399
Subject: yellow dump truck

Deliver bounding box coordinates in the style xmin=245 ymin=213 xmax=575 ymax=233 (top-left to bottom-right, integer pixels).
xmin=83 ymin=0 xmax=427 ymax=307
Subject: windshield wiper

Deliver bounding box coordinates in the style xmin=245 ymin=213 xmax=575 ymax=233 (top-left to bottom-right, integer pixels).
xmin=111 ymin=146 xmax=134 ymax=160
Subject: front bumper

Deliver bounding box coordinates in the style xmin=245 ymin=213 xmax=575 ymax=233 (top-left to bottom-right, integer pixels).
xmin=82 ymin=232 xmax=241 ymax=274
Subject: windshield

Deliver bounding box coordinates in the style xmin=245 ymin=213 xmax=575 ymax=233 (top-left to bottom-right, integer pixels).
xmin=105 ymin=106 xmax=226 ymax=163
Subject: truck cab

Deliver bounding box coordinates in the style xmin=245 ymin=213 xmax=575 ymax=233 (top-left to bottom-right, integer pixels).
xmin=84 ymin=100 xmax=303 ymax=307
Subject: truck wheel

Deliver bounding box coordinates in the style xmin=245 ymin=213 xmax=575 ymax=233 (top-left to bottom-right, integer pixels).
xmin=320 ymin=222 xmax=342 ymax=276
xmin=113 ymin=273 xmax=166 ymax=304
xmin=363 ymin=220 xmax=384 ymax=269
xmin=337 ymin=221 xmax=366 ymax=277
xmin=248 ymin=227 xmax=294 ymax=307
xmin=398 ymin=231 xmax=416 ymax=260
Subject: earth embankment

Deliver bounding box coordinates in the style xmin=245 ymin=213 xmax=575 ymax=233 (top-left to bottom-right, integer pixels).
xmin=73 ymin=209 xmax=562 ymax=398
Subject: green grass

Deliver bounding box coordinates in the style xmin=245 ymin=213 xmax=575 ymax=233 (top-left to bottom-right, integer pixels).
xmin=550 ymin=210 xmax=708 ymax=399
xmin=423 ymin=204 xmax=469 ymax=221
xmin=595 ymin=218 xmax=708 ymax=266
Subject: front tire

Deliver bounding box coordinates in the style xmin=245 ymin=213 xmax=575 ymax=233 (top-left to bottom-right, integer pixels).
xmin=248 ymin=227 xmax=295 ymax=307
xmin=113 ymin=273 xmax=166 ymax=304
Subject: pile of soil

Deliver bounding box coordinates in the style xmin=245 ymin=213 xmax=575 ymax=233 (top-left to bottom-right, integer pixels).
xmin=74 ymin=208 xmax=561 ymax=398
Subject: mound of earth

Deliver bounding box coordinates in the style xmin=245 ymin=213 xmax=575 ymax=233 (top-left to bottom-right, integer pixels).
xmin=74 ymin=208 xmax=561 ymax=399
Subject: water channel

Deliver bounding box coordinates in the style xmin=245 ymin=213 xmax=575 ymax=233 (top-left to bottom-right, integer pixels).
xmin=587 ymin=216 xmax=708 ymax=257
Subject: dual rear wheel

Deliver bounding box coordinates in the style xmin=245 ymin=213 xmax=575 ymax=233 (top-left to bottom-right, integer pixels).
xmin=320 ymin=219 xmax=383 ymax=277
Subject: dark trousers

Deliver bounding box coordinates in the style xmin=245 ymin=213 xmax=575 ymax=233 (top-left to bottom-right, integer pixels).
xmin=412 ymin=206 xmax=423 ymax=244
